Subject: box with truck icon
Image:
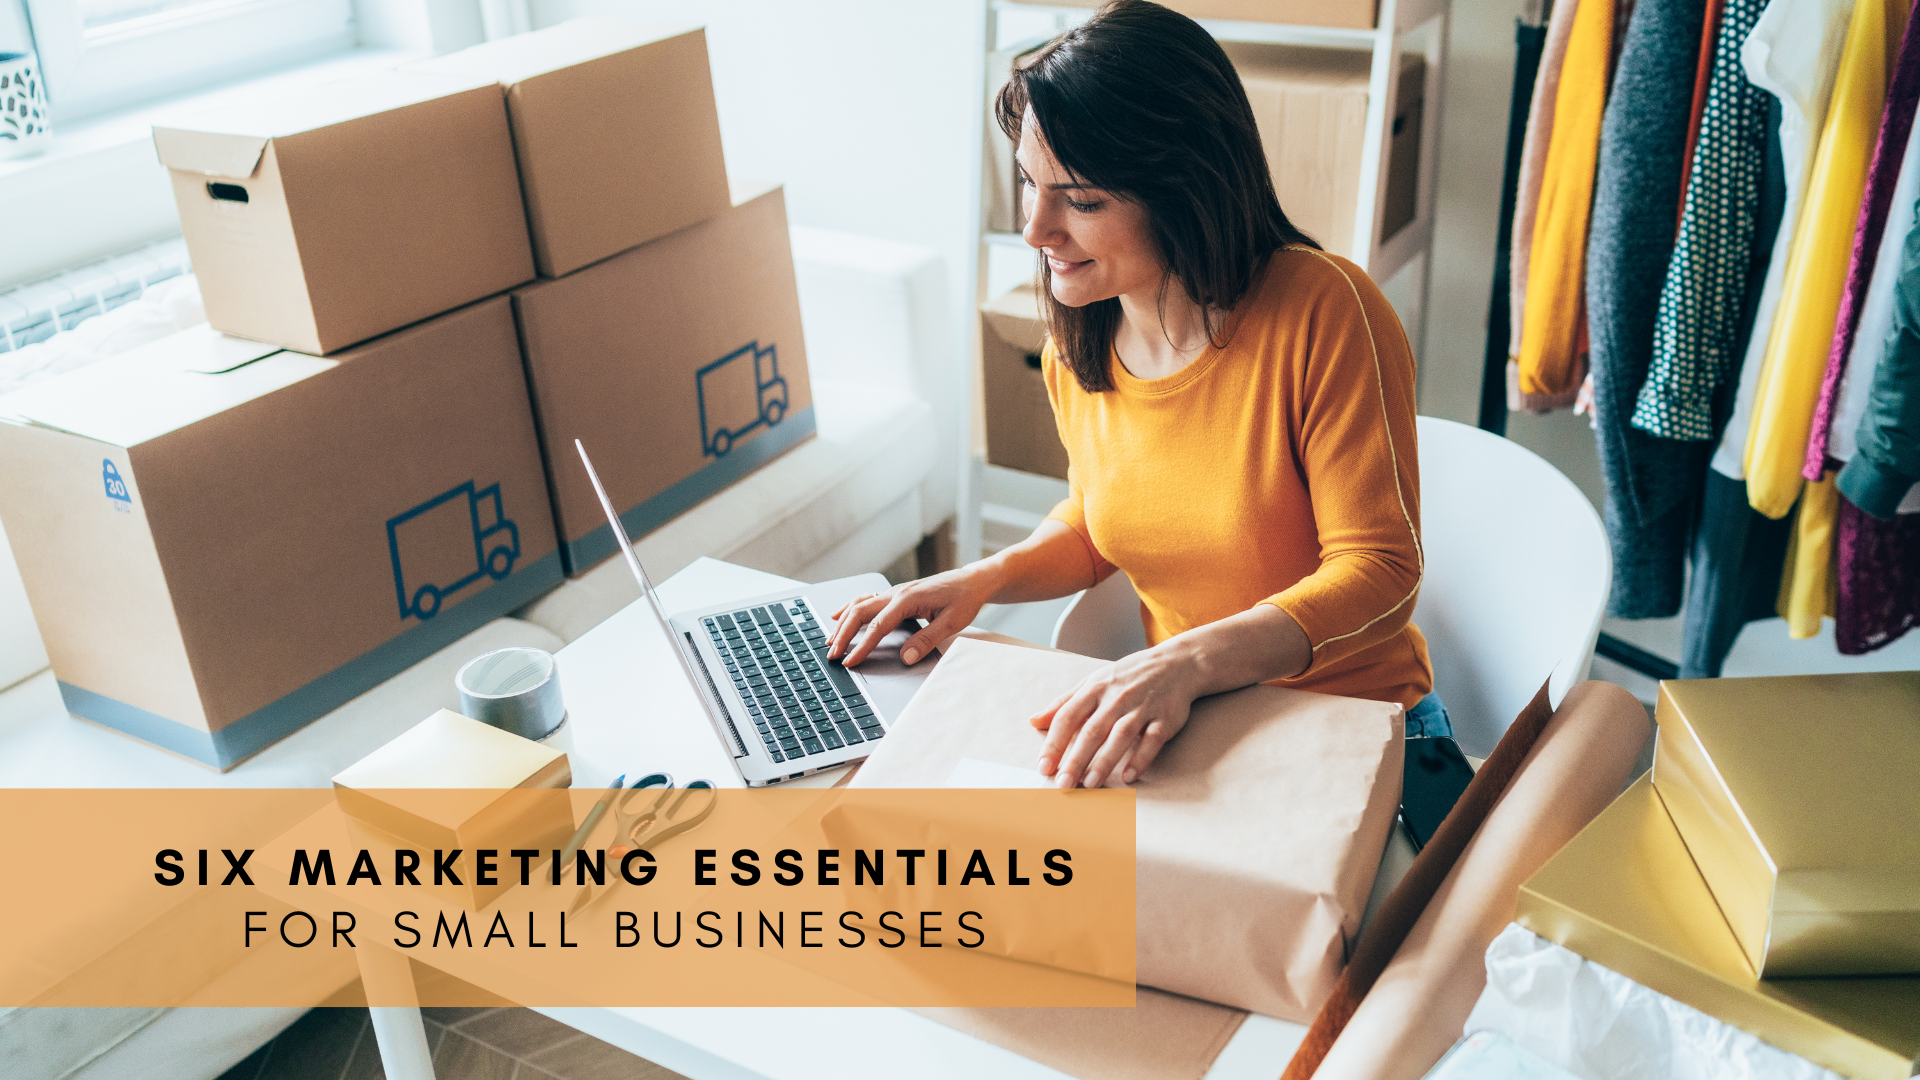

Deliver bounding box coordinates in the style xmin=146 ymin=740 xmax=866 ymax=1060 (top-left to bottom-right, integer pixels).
xmin=513 ymin=181 xmax=815 ymax=576
xmin=0 ymin=297 xmax=560 ymax=769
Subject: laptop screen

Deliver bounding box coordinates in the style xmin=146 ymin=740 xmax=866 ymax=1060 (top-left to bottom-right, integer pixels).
xmin=574 ymin=439 xmax=736 ymax=742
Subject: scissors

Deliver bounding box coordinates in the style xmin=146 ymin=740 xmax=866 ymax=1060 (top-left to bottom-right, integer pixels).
xmin=569 ymin=773 xmax=717 ymax=914
xmin=608 ymin=773 xmax=718 ymax=855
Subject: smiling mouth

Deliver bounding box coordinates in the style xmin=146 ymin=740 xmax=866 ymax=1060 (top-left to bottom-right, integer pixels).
xmin=1047 ymin=254 xmax=1092 ymax=273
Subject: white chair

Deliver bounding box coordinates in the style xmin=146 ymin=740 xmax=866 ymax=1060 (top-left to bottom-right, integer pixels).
xmin=1051 ymin=415 xmax=1611 ymax=757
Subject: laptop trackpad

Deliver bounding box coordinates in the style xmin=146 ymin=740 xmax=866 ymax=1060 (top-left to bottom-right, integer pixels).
xmin=852 ymin=625 xmax=937 ymax=720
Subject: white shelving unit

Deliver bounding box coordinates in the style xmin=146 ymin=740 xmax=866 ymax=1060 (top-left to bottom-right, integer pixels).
xmin=957 ymin=0 xmax=1451 ymax=562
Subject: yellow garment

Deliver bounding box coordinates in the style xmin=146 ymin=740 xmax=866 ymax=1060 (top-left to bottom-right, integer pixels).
xmin=1043 ymin=248 xmax=1432 ymax=711
xmin=1745 ymin=0 xmax=1907 ymax=519
xmin=1778 ymin=474 xmax=1840 ymax=638
xmin=1514 ymin=0 xmax=1613 ymax=400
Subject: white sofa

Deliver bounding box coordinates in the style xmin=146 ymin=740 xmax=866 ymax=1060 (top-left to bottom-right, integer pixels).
xmin=0 ymin=226 xmax=955 ymax=1079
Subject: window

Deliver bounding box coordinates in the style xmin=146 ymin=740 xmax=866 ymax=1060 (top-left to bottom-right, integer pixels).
xmin=26 ymin=0 xmax=354 ymax=123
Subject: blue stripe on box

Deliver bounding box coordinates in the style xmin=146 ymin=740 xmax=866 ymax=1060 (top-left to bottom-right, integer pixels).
xmin=59 ymin=549 xmax=565 ymax=770
xmin=561 ymin=404 xmax=816 ymax=576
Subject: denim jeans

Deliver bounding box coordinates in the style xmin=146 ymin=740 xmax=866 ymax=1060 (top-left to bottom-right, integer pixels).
xmin=1406 ymin=691 xmax=1453 ymax=739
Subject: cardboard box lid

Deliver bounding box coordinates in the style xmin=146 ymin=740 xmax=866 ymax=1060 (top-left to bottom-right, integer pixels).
xmin=407 ymin=16 xmax=704 ymax=87
xmin=152 ymin=70 xmax=497 ymax=179
xmin=1652 ymin=673 xmax=1919 ymax=975
xmin=1518 ymin=775 xmax=1920 ymax=1080
xmin=0 ymin=325 xmax=328 ymax=448
xmin=333 ymin=709 xmax=568 ymax=791
xmin=982 ymin=285 xmax=1048 ymax=353
xmin=332 ymin=710 xmax=571 ymax=850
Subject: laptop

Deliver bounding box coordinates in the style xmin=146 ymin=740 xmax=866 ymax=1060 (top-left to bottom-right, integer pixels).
xmin=576 ymin=440 xmax=936 ymax=786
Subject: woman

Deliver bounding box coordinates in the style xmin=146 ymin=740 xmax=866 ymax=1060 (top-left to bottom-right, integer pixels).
xmin=829 ymin=0 xmax=1435 ymax=789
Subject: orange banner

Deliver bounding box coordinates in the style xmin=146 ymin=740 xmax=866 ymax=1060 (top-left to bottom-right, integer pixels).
xmin=0 ymin=787 xmax=1134 ymax=1008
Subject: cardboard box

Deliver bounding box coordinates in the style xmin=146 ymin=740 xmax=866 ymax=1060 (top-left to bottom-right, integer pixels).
xmin=334 ymin=708 xmax=573 ymax=910
xmin=1032 ymin=0 xmax=1378 ymax=31
xmin=1650 ymin=673 xmax=1920 ymax=977
xmin=1223 ymin=44 xmax=1423 ymax=259
xmin=1517 ymin=775 xmax=1920 ymax=1080
xmin=154 ymin=71 xmax=534 ymax=355
xmin=513 ymin=181 xmax=815 ymax=576
xmin=0 ymin=299 xmax=561 ymax=770
xmin=980 ymin=285 xmax=1068 ymax=481
xmin=408 ymin=18 xmax=730 ymax=279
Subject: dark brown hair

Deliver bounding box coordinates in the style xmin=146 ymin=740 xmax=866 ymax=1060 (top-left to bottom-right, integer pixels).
xmin=996 ymin=0 xmax=1317 ymax=392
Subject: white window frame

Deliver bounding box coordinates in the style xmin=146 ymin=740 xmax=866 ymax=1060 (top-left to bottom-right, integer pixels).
xmin=25 ymin=0 xmax=356 ymax=123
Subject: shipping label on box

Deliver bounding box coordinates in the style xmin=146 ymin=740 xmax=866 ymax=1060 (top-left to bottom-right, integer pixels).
xmin=0 ymin=299 xmax=561 ymax=769
xmin=513 ymin=181 xmax=816 ymax=576
xmin=409 ymin=18 xmax=730 ymax=279
xmin=153 ymin=71 xmax=534 ymax=355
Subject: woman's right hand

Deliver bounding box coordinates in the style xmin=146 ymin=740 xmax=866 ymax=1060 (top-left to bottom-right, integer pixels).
xmin=825 ymin=565 xmax=1001 ymax=669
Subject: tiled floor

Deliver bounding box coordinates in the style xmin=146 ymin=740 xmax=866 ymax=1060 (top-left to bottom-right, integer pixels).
xmin=216 ymin=1006 xmax=689 ymax=1080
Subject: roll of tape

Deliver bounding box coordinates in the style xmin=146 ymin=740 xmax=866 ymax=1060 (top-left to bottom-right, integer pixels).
xmin=456 ymin=647 xmax=565 ymax=742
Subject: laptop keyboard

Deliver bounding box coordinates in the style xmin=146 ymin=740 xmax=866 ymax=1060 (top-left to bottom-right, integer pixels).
xmin=703 ymin=599 xmax=883 ymax=764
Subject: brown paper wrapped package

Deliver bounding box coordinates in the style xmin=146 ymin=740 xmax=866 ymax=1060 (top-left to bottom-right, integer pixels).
xmin=851 ymin=636 xmax=1404 ymax=1021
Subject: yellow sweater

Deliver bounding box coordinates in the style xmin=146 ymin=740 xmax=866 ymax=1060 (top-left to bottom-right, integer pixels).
xmin=1044 ymin=247 xmax=1433 ymax=711
xmin=1514 ymin=0 xmax=1614 ymax=402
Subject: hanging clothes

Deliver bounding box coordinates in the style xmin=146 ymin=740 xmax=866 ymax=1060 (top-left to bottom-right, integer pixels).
xmin=1828 ymin=105 xmax=1920 ymax=464
xmin=1515 ymin=0 xmax=1616 ymax=411
xmin=1677 ymin=0 xmax=1730 ymax=220
xmin=1482 ymin=10 xmax=1554 ymax=435
xmin=1760 ymin=0 xmax=1911 ymax=640
xmin=1677 ymin=98 xmax=1797 ymax=676
xmin=1588 ymin=0 xmax=1708 ymax=619
xmin=1634 ymin=0 xmax=1773 ymax=441
xmin=1838 ymin=192 xmax=1920 ymax=511
xmin=1509 ymin=0 xmax=1581 ymax=372
xmin=1835 ymin=498 xmax=1920 ymax=651
xmin=1804 ymin=1 xmax=1920 ymax=477
xmin=1712 ymin=0 xmax=1863 ymax=483
xmin=1745 ymin=0 xmax=1909 ymax=522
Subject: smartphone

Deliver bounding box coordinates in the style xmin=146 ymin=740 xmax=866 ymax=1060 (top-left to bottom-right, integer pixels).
xmin=1400 ymin=735 xmax=1476 ymax=852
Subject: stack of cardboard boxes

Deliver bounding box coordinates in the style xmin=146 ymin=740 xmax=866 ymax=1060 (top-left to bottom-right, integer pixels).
xmin=0 ymin=19 xmax=815 ymax=770
xmin=1516 ymin=673 xmax=1920 ymax=1079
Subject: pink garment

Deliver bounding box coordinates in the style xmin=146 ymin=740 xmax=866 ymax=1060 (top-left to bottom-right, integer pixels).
xmin=1836 ymin=495 xmax=1920 ymax=652
xmin=1806 ymin=0 xmax=1920 ymax=480
xmin=1510 ymin=0 xmax=1583 ymax=361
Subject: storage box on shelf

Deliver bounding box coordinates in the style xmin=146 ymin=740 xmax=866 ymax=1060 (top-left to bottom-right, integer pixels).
xmin=1650 ymin=673 xmax=1920 ymax=978
xmin=1517 ymin=775 xmax=1920 ymax=1080
xmin=154 ymin=71 xmax=533 ymax=355
xmin=980 ymin=284 xmax=1066 ymax=481
xmin=1224 ymin=43 xmax=1422 ymax=258
xmin=408 ymin=17 xmax=730 ymax=280
xmin=513 ymin=181 xmax=816 ymax=578
xmin=0 ymin=298 xmax=561 ymax=769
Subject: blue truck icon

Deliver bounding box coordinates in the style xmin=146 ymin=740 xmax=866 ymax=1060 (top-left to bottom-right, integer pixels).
xmin=386 ymin=481 xmax=520 ymax=621
xmin=696 ymin=341 xmax=788 ymax=458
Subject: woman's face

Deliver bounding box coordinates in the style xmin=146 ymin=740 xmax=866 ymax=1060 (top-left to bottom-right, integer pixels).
xmin=1017 ymin=111 xmax=1162 ymax=308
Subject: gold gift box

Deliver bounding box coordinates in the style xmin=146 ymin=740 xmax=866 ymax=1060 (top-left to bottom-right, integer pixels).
xmin=1651 ymin=672 xmax=1919 ymax=977
xmin=1517 ymin=775 xmax=1920 ymax=1080
xmin=331 ymin=709 xmax=574 ymax=910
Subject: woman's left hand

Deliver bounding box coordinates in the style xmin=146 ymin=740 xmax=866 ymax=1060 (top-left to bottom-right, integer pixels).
xmin=1029 ymin=646 xmax=1203 ymax=788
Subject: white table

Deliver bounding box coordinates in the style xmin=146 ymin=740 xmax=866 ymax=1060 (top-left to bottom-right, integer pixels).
xmin=426 ymin=557 xmax=1309 ymax=1080
xmin=0 ymin=555 xmax=1305 ymax=1080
